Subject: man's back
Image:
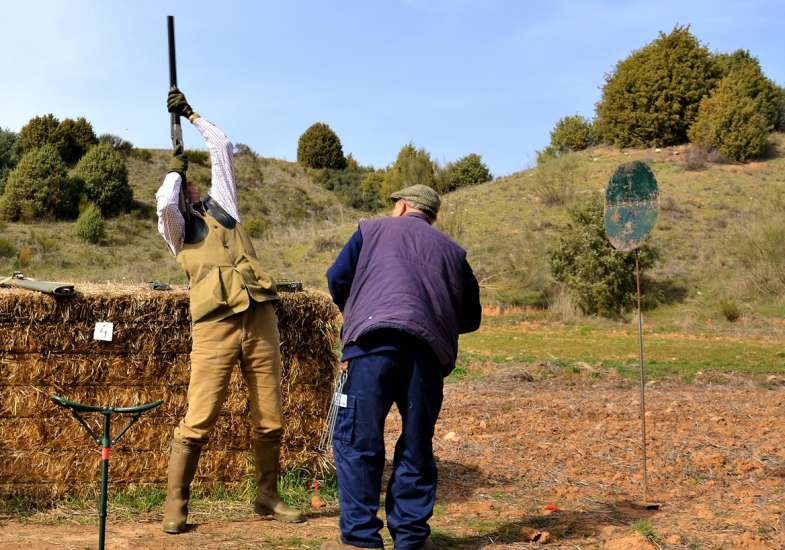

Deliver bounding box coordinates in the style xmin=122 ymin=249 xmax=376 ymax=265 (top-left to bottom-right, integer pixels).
xmin=339 ymin=212 xmax=480 ymax=368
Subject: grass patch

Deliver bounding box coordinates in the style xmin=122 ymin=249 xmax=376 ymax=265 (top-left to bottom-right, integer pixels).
xmin=631 ymin=518 xmax=662 ymax=545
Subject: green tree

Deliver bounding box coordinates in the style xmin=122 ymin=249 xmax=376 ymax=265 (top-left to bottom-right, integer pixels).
xmin=73 ymin=144 xmax=132 ymax=217
xmin=0 ymin=128 xmax=19 ymax=194
xmin=549 ymin=195 xmax=658 ymax=317
xmin=74 ymin=202 xmax=106 ymax=244
xmin=595 ymin=26 xmax=720 ymax=147
xmin=688 ymin=64 xmax=775 ymax=161
xmin=438 ymin=153 xmax=492 ymax=193
xmin=98 ymin=133 xmax=133 ymax=157
xmin=297 ymin=122 xmax=347 ymax=169
xmin=0 ymin=145 xmax=80 ymax=221
xmin=52 ymin=117 xmax=98 ymax=164
xmin=549 ymin=115 xmax=598 ymax=153
xmin=18 ymin=114 xmax=60 ymax=155
xmin=380 ymin=144 xmax=436 ymax=200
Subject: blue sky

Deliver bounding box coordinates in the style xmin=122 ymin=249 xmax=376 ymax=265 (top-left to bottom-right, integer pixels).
xmin=1 ymin=1 xmax=783 ymax=176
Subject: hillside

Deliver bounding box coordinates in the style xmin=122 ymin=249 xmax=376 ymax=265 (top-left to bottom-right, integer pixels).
xmin=0 ymin=149 xmax=357 ymax=283
xmin=2 ymin=135 xmax=785 ymax=328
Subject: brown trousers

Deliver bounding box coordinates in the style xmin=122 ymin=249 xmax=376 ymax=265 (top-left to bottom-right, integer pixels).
xmin=173 ymin=301 xmax=283 ymax=445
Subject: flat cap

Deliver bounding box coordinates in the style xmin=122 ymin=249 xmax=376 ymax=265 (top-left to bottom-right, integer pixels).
xmin=389 ymin=184 xmax=441 ymax=218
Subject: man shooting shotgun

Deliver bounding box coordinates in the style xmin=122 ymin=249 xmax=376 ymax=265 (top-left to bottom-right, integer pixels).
xmin=155 ymin=19 xmax=303 ymax=534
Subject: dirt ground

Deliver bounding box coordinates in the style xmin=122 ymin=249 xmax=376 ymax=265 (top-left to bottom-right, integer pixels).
xmin=2 ymin=363 xmax=784 ymax=549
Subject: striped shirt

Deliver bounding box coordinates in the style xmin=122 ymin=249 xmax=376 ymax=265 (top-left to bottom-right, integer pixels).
xmin=155 ymin=118 xmax=240 ymax=255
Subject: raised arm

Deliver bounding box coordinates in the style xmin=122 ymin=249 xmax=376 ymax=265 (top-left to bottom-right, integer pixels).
xmin=192 ymin=117 xmax=240 ymax=222
xmin=167 ymin=87 xmax=241 ymax=223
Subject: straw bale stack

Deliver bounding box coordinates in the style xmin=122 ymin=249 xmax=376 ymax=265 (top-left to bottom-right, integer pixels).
xmin=0 ymin=284 xmax=339 ymax=502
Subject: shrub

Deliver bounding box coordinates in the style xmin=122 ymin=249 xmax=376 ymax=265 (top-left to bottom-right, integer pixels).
xmin=234 ymin=143 xmax=256 ymax=157
xmin=549 ymin=194 xmax=659 ymax=317
xmin=73 ymin=144 xmax=132 ymax=217
xmin=99 ymin=133 xmax=133 ymax=157
xmin=52 ymin=117 xmax=97 ymax=164
xmin=245 ymin=216 xmax=271 ymax=238
xmin=719 ymin=299 xmax=740 ymax=322
xmin=130 ymin=148 xmax=152 ymax=161
xmin=380 ymin=143 xmax=436 ymax=200
xmin=735 ymin=211 xmax=785 ymax=295
xmin=595 ymin=26 xmax=720 ymax=147
xmin=0 ymin=145 xmax=79 ymax=221
xmin=688 ymin=64 xmax=774 ymax=162
xmin=681 ymin=144 xmax=709 ymax=171
xmin=438 ymin=154 xmax=492 ymax=193
xmin=297 ymin=123 xmax=347 ymax=169
xmin=549 ymin=115 xmax=598 ymax=153
xmin=74 ymin=203 xmax=105 ymax=244
xmin=18 ymin=114 xmax=60 ymax=155
xmin=0 ymin=237 xmax=16 ymax=258
xmin=531 ymin=154 xmax=584 ymax=206
xmin=185 ymin=149 xmax=209 ymax=166
xmin=16 ymin=246 xmax=33 ymax=268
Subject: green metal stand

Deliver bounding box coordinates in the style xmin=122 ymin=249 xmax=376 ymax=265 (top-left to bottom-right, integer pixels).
xmin=51 ymin=395 xmax=163 ymax=550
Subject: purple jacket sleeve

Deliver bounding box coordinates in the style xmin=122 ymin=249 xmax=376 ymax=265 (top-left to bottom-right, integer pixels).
xmin=327 ymin=229 xmax=363 ymax=312
xmin=459 ymin=259 xmax=482 ymax=333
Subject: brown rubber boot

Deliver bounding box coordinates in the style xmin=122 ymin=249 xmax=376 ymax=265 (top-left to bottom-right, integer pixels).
xmin=253 ymin=441 xmax=305 ymax=523
xmin=162 ymin=438 xmax=202 ymax=534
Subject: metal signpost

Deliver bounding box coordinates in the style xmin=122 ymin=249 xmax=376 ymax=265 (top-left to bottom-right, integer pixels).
xmin=603 ymin=160 xmax=660 ymax=509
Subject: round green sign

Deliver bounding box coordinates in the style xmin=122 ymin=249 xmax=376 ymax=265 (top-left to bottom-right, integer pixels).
xmin=604 ymin=161 xmax=659 ymax=252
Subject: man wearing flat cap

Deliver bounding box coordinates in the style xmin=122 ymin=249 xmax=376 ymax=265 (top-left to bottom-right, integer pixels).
xmin=323 ymin=184 xmax=482 ymax=550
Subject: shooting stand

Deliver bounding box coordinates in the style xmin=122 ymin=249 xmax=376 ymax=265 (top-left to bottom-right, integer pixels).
xmin=50 ymin=395 xmax=163 ymax=550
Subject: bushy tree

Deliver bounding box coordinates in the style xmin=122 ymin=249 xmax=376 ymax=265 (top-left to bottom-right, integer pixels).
xmin=688 ymin=64 xmax=775 ymax=161
xmin=18 ymin=114 xmax=60 ymax=155
xmin=710 ymin=50 xmax=782 ymax=130
xmin=74 ymin=202 xmax=106 ymax=244
xmin=52 ymin=117 xmax=97 ymax=164
xmin=73 ymin=144 xmax=132 ymax=217
xmin=297 ymin=122 xmax=347 ymax=169
xmin=360 ymin=170 xmax=386 ymax=210
xmin=595 ymin=26 xmax=720 ymax=147
xmin=549 ymin=115 xmax=598 ymax=153
xmin=99 ymin=133 xmax=133 ymax=157
xmin=549 ymin=195 xmax=658 ymax=317
xmin=0 ymin=128 xmax=19 ymax=194
xmin=0 ymin=145 xmax=80 ymax=221
xmin=438 ymin=153 xmax=492 ymax=193
xmin=380 ymin=144 xmax=436 ymax=200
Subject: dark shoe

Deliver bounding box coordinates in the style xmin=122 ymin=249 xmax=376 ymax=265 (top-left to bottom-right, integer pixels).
xmin=161 ymin=438 xmax=202 ymax=534
xmin=418 ymin=539 xmax=435 ymax=550
xmin=253 ymin=440 xmax=305 ymax=523
xmin=320 ymin=541 xmax=382 ymax=550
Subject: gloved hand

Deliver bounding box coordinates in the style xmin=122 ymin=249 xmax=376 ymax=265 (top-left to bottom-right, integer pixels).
xmin=167 ymin=87 xmax=195 ymax=119
xmin=168 ymin=146 xmax=188 ymax=177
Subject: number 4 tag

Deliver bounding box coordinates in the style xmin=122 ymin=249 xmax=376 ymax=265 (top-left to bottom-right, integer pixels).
xmin=94 ymin=322 xmax=114 ymax=342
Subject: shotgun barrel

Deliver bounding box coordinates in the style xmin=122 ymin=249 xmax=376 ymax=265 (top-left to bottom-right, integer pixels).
xmin=167 ymin=15 xmax=183 ymax=151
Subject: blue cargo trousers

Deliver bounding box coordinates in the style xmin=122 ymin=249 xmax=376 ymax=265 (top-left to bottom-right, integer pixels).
xmin=332 ymin=344 xmax=444 ymax=549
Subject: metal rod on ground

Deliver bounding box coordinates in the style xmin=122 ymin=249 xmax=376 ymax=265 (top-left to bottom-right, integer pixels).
xmin=635 ymin=250 xmax=649 ymax=505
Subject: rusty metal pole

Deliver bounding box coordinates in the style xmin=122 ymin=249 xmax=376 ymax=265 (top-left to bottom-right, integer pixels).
xmin=635 ymin=250 xmax=649 ymax=505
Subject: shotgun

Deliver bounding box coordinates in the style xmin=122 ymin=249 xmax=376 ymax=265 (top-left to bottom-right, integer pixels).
xmin=167 ymin=15 xmax=193 ymax=232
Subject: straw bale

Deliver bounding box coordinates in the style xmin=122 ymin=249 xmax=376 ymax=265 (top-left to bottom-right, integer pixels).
xmin=0 ymin=322 xmax=192 ymax=354
xmin=0 ymin=415 xmax=254 ymax=452
xmin=0 ymin=284 xmax=191 ymax=324
xmin=1 ymin=449 xmax=251 ymax=484
xmin=0 ymin=353 xmax=189 ymax=386
xmin=0 ymin=285 xmax=339 ymax=501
